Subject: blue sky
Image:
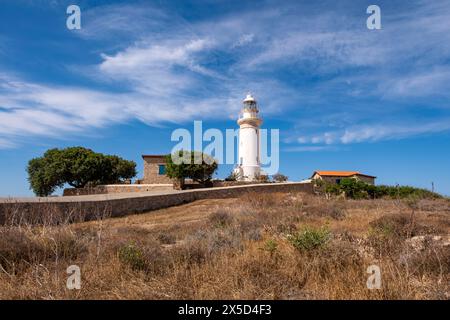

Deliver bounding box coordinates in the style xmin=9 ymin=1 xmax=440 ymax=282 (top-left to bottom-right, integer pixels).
xmin=0 ymin=0 xmax=450 ymax=196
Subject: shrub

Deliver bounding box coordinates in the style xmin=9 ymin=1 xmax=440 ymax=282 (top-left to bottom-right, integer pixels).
xmin=369 ymin=213 xmax=434 ymax=239
xmin=261 ymin=239 xmax=278 ymax=256
xmin=0 ymin=228 xmax=46 ymax=273
xmin=306 ymin=201 xmax=347 ymax=220
xmin=174 ymin=229 xmax=244 ymax=266
xmin=241 ymin=192 xmax=281 ymax=209
xmin=288 ymin=226 xmax=331 ymax=251
xmin=320 ymin=178 xmax=442 ymax=200
xmin=255 ymin=173 xmax=270 ymax=183
xmin=209 ymin=210 xmax=233 ymax=228
xmin=117 ymin=243 xmax=147 ymax=271
xmin=399 ymin=242 xmax=450 ymax=277
xmin=324 ymin=183 xmax=342 ymax=196
xmin=117 ymin=241 xmax=170 ymax=275
xmin=0 ymin=227 xmax=87 ymax=274
xmin=272 ymin=173 xmax=288 ymax=182
xmin=157 ymin=233 xmax=176 ymax=245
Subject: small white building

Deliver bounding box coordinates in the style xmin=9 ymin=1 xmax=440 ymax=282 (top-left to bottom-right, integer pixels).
xmin=234 ymin=94 xmax=263 ymax=181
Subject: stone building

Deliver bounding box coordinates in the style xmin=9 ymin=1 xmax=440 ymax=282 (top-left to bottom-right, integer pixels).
xmin=141 ymin=155 xmax=173 ymax=184
xmin=311 ymin=171 xmax=376 ymax=185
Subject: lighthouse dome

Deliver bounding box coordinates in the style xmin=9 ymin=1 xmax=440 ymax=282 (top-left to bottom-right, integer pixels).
xmin=243 ymin=94 xmax=256 ymax=103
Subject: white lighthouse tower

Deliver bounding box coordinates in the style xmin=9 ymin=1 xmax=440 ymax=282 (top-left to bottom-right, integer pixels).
xmin=234 ymin=93 xmax=262 ymax=181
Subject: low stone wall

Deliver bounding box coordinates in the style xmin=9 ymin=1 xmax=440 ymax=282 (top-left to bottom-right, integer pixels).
xmin=0 ymin=182 xmax=313 ymax=225
xmin=63 ymin=184 xmax=173 ymax=196
xmin=212 ymin=180 xmax=265 ymax=187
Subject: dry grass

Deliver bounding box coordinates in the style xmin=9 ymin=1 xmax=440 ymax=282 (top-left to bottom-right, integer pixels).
xmin=0 ymin=192 xmax=448 ymax=299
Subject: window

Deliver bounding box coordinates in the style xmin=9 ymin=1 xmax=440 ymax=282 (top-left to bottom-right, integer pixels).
xmin=336 ymin=179 xmax=341 ymax=184
xmin=158 ymin=164 xmax=166 ymax=175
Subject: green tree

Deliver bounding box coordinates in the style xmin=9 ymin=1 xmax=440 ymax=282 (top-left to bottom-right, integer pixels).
xmin=27 ymin=147 xmax=136 ymax=196
xmin=27 ymin=155 xmax=62 ymax=197
xmin=165 ymin=151 xmax=218 ymax=187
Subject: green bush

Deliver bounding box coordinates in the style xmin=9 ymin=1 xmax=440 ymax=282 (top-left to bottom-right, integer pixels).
xmin=288 ymin=226 xmax=331 ymax=251
xmin=118 ymin=243 xmax=147 ymax=271
xmin=321 ymin=178 xmax=442 ymax=200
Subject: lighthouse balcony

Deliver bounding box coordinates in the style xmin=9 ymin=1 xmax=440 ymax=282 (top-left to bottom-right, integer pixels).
xmin=237 ymin=115 xmax=262 ymax=126
xmin=238 ymin=113 xmax=258 ymax=120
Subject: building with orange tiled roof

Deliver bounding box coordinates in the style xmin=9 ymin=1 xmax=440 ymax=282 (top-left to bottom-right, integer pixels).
xmin=311 ymin=171 xmax=376 ymax=185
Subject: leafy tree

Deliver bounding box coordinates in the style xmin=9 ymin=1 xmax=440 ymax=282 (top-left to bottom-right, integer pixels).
xmin=165 ymin=151 xmax=218 ymax=187
xmin=27 ymin=147 xmax=136 ymax=196
xmin=27 ymin=156 xmax=61 ymax=197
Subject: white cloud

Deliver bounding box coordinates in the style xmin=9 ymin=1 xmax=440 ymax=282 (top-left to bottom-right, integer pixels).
xmin=2 ymin=1 xmax=450 ymax=149
xmin=76 ymin=3 xmax=169 ymax=41
xmin=0 ymin=137 xmax=16 ymax=149
xmin=297 ymin=121 xmax=450 ymax=146
xmin=231 ymin=33 xmax=254 ymax=48
xmin=285 ymin=145 xmax=337 ymax=152
xmin=379 ymin=68 xmax=450 ymax=98
xmin=340 ymin=121 xmax=450 ymax=144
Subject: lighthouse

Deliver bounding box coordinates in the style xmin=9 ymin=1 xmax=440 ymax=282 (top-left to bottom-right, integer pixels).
xmin=234 ymin=93 xmax=263 ymax=181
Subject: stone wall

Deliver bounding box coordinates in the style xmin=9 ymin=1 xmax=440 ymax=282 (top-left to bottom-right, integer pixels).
xmin=355 ymin=175 xmax=376 ymax=185
xmin=0 ymin=182 xmax=313 ymax=225
xmin=142 ymin=156 xmax=173 ymax=184
xmin=212 ymin=180 xmax=267 ymax=187
xmin=313 ymin=174 xmax=375 ymax=185
xmin=63 ymin=184 xmax=173 ymax=196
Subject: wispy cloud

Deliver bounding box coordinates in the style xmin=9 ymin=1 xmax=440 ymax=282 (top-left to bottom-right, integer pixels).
xmin=77 ymin=3 xmax=169 ymax=41
xmin=0 ymin=137 xmax=16 ymax=149
xmin=285 ymin=145 xmax=338 ymax=152
xmin=297 ymin=120 xmax=450 ymax=145
xmin=1 ymin=0 xmax=450 ymax=149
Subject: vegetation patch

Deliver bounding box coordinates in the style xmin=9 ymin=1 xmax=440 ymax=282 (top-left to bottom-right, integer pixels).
xmin=317 ymin=178 xmax=443 ymax=200
xmin=287 ymin=225 xmax=331 ymax=251
xmin=208 ymin=210 xmax=233 ymax=228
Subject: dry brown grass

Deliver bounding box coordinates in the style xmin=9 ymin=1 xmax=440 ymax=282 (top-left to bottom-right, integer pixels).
xmin=0 ymin=192 xmax=448 ymax=299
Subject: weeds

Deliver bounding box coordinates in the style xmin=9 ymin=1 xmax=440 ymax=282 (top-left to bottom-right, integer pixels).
xmin=287 ymin=226 xmax=331 ymax=251
xmin=0 ymin=192 xmax=448 ymax=299
xmin=209 ymin=210 xmax=233 ymax=228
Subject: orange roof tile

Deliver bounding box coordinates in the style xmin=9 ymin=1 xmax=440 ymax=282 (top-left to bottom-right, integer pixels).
xmin=312 ymin=171 xmax=376 ymax=178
